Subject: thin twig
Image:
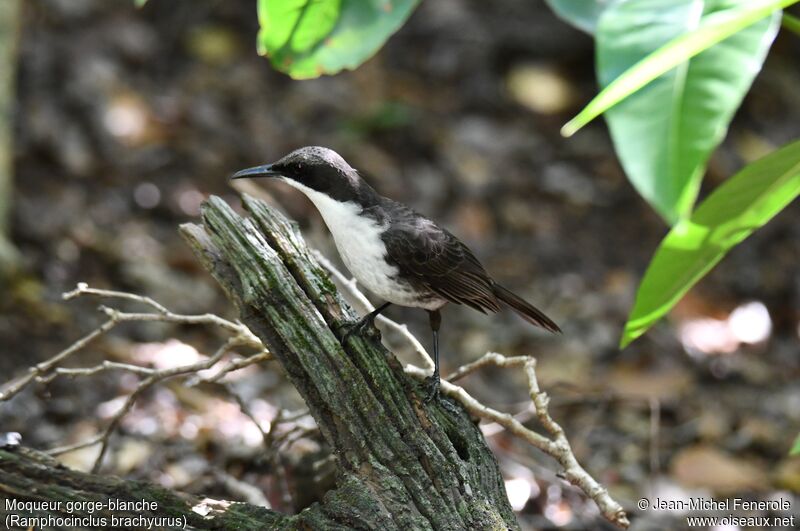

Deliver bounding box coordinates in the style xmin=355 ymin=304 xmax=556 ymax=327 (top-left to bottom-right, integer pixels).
xmin=404 ymin=352 xmax=629 ymax=528
xmin=46 ymin=361 xmax=156 ymax=379
xmin=65 ymin=282 xmax=262 ymax=346
xmin=222 ymin=383 xmax=270 ymax=443
xmin=47 ymin=433 xmax=107 ymax=456
xmin=0 ymin=283 xmax=266 ymax=402
xmin=63 ymin=282 xmax=170 ymax=313
xmin=404 ymin=363 xmax=555 ymax=452
xmin=445 ymin=351 xmax=530 ymax=382
xmin=0 ymin=319 xmax=116 ymax=400
xmin=261 ymin=407 xmax=312 ymax=511
xmin=278 ymin=408 xmax=311 ymax=423
xmin=0 ymin=283 xmax=274 ymax=475
xmin=188 ymin=351 xmax=272 ymax=386
xmin=76 ymin=338 xmax=234 ymax=473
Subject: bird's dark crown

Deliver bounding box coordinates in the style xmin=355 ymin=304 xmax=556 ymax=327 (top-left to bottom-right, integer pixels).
xmin=271 ymin=146 xmax=364 ymax=198
xmin=232 ymin=146 xmax=380 ymax=204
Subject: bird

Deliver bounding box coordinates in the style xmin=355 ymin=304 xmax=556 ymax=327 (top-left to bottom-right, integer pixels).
xmin=231 ymin=146 xmax=560 ymax=403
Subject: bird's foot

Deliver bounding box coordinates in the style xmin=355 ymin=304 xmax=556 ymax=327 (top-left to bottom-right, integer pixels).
xmin=423 ymin=375 xmax=440 ymax=403
xmin=423 ymin=376 xmax=460 ymax=413
xmin=341 ymin=315 xmax=377 ymax=343
xmin=423 ymin=377 xmax=459 ymax=413
xmin=440 ymin=399 xmax=460 ymax=414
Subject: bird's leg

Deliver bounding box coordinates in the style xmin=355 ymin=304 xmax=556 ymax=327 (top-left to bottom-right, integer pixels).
xmin=424 ymin=309 xmax=442 ymax=402
xmin=342 ymin=301 xmax=392 ymax=342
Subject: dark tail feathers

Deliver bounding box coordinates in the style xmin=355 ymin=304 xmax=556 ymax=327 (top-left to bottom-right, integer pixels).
xmin=493 ymin=284 xmax=561 ymax=333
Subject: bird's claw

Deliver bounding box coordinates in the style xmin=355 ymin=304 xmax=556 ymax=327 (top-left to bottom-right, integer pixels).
xmin=423 ymin=375 xmax=440 ymax=403
xmin=341 ymin=316 xmax=376 ymax=343
xmin=423 ymin=377 xmax=459 ymax=413
xmin=439 ymin=398 xmax=460 ymax=414
xmin=341 ymin=322 xmax=364 ymax=343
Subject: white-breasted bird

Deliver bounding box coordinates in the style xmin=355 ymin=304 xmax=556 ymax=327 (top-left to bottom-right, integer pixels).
xmin=232 ymin=146 xmax=560 ymax=401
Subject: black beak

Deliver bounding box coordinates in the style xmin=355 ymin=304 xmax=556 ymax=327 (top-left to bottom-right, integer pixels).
xmin=230 ymin=164 xmax=282 ymax=180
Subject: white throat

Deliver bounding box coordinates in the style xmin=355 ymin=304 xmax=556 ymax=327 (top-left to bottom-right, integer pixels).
xmin=281 ymin=178 xmax=442 ymax=310
xmin=281 ymin=179 xmax=377 ymax=242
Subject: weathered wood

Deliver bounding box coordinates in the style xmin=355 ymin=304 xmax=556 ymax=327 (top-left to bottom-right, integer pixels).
xmin=0 ymin=195 xmax=518 ymax=530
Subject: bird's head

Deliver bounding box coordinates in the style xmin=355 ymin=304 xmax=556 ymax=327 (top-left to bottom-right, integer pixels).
xmin=231 ymin=146 xmax=362 ymax=200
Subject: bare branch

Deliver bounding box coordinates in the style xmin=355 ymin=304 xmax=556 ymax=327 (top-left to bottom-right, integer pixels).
xmin=63 ymin=282 xmax=170 ymax=314
xmin=64 ymin=282 xmax=262 ymax=345
xmin=0 ymin=283 xmax=276 ymax=477
xmin=188 ymin=351 xmax=272 ymax=385
xmin=1 ymin=318 xmax=116 ymax=401
xmin=407 ymin=352 xmax=630 ymax=528
xmin=47 ymin=433 xmax=107 ymax=457
xmin=404 ymin=363 xmax=556 ymax=453
xmin=445 ymin=351 xmax=530 ymax=382
xmin=525 ymin=359 xmax=628 ymax=526
xmin=277 ymin=407 xmax=311 ymax=424
xmin=43 ymin=344 xmax=270 ymax=461
xmin=48 ymin=360 xmax=156 ymax=378
xmin=68 ymin=338 xmax=234 ymax=473
xmin=0 ymin=283 xmax=267 ymax=402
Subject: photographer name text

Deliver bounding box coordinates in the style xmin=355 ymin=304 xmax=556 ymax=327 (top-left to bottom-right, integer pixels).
xmin=651 ymin=497 xmax=790 ymax=512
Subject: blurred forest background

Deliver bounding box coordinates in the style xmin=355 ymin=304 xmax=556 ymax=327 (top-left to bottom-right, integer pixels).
xmin=1 ymin=0 xmax=799 ymax=529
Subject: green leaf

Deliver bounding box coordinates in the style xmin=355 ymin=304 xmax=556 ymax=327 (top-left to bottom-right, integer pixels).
xmin=543 ymin=0 xmax=617 ymax=34
xmin=791 ymin=433 xmax=800 ymax=455
xmin=562 ymin=0 xmax=797 ymax=138
xmin=783 ymin=12 xmax=800 ymax=35
xmin=257 ymin=0 xmax=419 ymax=80
xmin=593 ymin=0 xmax=781 ymax=223
xmin=621 ymin=138 xmax=800 ymax=348
xmin=134 ymin=0 xmax=148 ymax=7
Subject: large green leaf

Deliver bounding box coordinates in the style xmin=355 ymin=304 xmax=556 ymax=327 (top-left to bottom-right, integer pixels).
xmin=621 ymin=139 xmax=800 ymax=347
xmin=596 ymin=0 xmax=780 ymax=223
xmin=563 ymin=0 xmax=795 ymax=138
xmin=257 ymin=0 xmax=418 ymax=80
xmin=543 ymin=0 xmax=617 ymax=34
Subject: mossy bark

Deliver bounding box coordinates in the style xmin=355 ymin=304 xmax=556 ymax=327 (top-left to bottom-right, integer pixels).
xmin=0 ymin=195 xmax=518 ymax=530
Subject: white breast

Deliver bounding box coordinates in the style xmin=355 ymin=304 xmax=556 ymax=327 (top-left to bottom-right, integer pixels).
xmin=283 ymin=180 xmax=444 ymax=310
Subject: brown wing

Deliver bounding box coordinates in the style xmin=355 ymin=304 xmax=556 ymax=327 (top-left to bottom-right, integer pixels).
xmin=379 ymin=204 xmax=500 ymax=313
